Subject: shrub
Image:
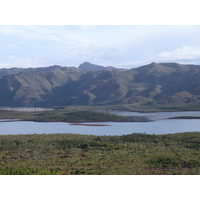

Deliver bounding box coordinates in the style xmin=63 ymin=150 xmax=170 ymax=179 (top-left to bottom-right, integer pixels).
xmin=182 ymin=160 xmax=200 ymax=168
xmin=148 ymin=155 xmax=180 ymax=168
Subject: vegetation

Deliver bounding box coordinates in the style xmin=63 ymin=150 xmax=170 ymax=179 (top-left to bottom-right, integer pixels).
xmin=0 ymin=67 xmax=30 ymax=79
xmin=1 ymin=62 xmax=200 ymax=108
xmin=0 ymin=110 xmax=134 ymax=122
xmin=0 ymin=132 xmax=199 ymax=175
xmin=1 ymin=62 xmax=200 ymax=175
xmin=33 ymin=110 xmax=129 ymax=122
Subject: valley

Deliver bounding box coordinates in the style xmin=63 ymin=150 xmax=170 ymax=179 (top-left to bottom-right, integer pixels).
xmin=1 ymin=62 xmax=200 ymax=175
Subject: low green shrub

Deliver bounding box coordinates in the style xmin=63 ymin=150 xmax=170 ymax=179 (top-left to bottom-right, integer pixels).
xmin=0 ymin=132 xmax=199 ymax=175
xmin=148 ymin=155 xmax=181 ymax=168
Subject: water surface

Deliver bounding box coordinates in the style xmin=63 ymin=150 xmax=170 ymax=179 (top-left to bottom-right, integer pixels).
xmin=1 ymin=111 xmax=200 ymax=135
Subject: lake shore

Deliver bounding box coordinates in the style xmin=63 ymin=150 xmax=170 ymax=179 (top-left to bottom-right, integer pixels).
xmin=0 ymin=119 xmax=21 ymax=122
xmin=169 ymin=116 xmax=200 ymax=119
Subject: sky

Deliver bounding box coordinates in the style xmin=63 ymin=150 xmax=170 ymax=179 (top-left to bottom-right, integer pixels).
xmin=1 ymin=25 xmax=200 ymax=69
xmin=0 ymin=0 xmax=200 ymax=70
xmin=0 ymin=0 xmax=199 ymax=197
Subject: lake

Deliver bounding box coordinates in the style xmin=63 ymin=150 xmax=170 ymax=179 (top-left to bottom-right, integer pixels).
xmin=1 ymin=111 xmax=200 ymax=136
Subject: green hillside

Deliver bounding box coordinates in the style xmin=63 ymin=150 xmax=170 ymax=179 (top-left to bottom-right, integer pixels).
xmin=0 ymin=67 xmax=32 ymax=79
xmin=1 ymin=62 xmax=200 ymax=108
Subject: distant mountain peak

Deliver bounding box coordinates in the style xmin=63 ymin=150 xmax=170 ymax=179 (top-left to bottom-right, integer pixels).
xmin=78 ymin=62 xmax=127 ymax=71
xmin=78 ymin=62 xmax=106 ymax=71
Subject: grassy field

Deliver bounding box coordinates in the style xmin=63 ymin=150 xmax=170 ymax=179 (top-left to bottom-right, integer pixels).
xmin=0 ymin=132 xmax=199 ymax=175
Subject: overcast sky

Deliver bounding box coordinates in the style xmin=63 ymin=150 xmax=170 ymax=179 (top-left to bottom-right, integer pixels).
xmin=1 ymin=25 xmax=200 ymax=69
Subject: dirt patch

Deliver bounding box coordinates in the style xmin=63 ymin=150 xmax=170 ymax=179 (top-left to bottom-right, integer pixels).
xmin=79 ymin=149 xmax=88 ymax=157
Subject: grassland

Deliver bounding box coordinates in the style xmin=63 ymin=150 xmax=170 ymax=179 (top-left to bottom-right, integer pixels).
xmin=0 ymin=132 xmax=199 ymax=175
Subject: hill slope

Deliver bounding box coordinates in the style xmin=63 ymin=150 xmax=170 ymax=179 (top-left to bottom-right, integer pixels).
xmin=0 ymin=67 xmax=33 ymax=79
xmin=1 ymin=62 xmax=200 ymax=107
xmin=0 ymin=65 xmax=84 ymax=107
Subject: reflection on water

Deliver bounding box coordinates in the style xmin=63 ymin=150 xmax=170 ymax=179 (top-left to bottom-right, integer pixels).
xmin=1 ymin=111 xmax=200 ymax=135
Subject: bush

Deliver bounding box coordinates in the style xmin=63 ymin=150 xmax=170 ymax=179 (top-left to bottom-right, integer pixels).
xmin=148 ymin=155 xmax=180 ymax=168
xmin=182 ymin=160 xmax=200 ymax=168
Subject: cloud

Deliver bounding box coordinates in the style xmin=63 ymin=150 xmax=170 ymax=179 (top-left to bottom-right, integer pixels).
xmin=117 ymin=45 xmax=200 ymax=68
xmin=154 ymin=46 xmax=200 ymax=63
xmin=0 ymin=55 xmax=43 ymax=68
xmin=14 ymin=57 xmax=42 ymax=68
xmin=1 ymin=26 xmax=200 ymax=69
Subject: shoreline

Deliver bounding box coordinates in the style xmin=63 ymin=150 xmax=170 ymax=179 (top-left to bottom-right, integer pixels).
xmin=169 ymin=116 xmax=200 ymax=119
xmin=0 ymin=119 xmax=21 ymax=122
xmin=70 ymin=123 xmax=110 ymax=126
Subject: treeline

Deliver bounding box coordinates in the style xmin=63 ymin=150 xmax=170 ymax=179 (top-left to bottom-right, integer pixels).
xmin=34 ymin=110 xmax=129 ymax=122
xmin=0 ymin=110 xmax=148 ymax=122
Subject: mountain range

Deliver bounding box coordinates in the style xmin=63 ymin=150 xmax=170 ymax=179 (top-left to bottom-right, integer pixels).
xmin=1 ymin=62 xmax=200 ymax=107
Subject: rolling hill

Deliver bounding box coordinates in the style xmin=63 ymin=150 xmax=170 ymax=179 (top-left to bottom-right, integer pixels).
xmin=1 ymin=62 xmax=200 ymax=107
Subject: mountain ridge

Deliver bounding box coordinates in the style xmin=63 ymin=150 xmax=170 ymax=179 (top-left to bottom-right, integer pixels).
xmin=1 ymin=62 xmax=200 ymax=107
xmin=78 ymin=62 xmax=127 ymax=71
